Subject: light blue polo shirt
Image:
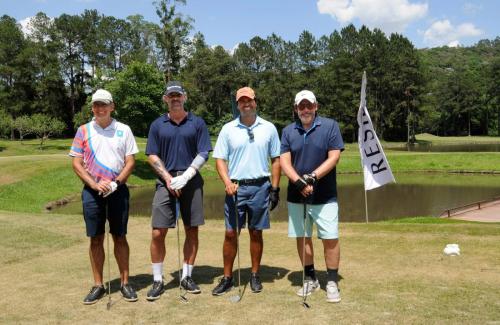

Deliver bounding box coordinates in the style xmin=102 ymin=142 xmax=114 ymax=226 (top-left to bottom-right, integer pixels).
xmin=213 ymin=116 xmax=280 ymax=180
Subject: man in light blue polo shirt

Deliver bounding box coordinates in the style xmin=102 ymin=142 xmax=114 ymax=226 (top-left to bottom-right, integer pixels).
xmin=212 ymin=86 xmax=281 ymax=295
xmin=280 ymin=90 xmax=344 ymax=303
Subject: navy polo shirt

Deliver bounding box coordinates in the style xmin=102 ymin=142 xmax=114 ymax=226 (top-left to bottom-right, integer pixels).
xmin=280 ymin=115 xmax=344 ymax=204
xmin=146 ymin=112 xmax=212 ymax=172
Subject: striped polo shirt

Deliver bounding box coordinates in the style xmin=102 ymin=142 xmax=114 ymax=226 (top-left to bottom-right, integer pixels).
xmin=69 ymin=119 xmax=139 ymax=182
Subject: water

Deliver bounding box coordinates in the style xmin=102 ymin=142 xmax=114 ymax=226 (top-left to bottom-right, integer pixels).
xmin=391 ymin=143 xmax=500 ymax=152
xmin=51 ymin=173 xmax=500 ymax=222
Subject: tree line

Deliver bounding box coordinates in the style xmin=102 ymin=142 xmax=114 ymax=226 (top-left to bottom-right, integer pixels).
xmin=1 ymin=0 xmax=500 ymax=142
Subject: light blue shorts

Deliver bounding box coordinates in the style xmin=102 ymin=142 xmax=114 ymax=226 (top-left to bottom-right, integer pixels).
xmin=287 ymin=201 xmax=339 ymax=239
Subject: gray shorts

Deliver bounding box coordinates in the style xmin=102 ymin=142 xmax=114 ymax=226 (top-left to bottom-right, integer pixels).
xmin=151 ymin=173 xmax=205 ymax=228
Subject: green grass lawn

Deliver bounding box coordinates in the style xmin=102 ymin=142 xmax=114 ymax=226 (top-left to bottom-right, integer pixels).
xmin=0 ymin=212 xmax=498 ymax=324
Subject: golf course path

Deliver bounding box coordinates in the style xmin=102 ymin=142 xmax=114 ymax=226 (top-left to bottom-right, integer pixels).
xmin=444 ymin=199 xmax=500 ymax=223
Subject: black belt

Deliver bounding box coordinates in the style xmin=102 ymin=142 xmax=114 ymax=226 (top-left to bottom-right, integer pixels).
xmin=231 ymin=177 xmax=269 ymax=185
xmin=170 ymin=170 xmax=185 ymax=176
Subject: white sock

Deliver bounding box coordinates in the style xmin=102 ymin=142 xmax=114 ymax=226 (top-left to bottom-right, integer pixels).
xmin=182 ymin=263 xmax=188 ymax=280
xmin=182 ymin=263 xmax=194 ymax=279
xmin=152 ymin=262 xmax=163 ymax=282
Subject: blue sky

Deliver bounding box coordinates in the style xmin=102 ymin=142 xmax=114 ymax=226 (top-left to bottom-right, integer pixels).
xmin=2 ymin=0 xmax=498 ymax=49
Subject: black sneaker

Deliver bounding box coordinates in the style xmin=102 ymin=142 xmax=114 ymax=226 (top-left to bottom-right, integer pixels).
xmin=212 ymin=276 xmax=233 ymax=296
xmin=120 ymin=283 xmax=138 ymax=302
xmin=181 ymin=276 xmax=201 ymax=294
xmin=146 ymin=281 xmax=164 ymax=301
xmin=83 ymin=285 xmax=106 ymax=305
xmin=250 ymin=273 xmax=263 ymax=293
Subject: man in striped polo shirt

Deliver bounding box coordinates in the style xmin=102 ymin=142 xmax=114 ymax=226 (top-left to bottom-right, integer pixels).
xmin=70 ymin=89 xmax=139 ymax=305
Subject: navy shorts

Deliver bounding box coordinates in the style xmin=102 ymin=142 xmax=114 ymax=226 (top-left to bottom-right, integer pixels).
xmin=82 ymin=185 xmax=130 ymax=237
xmin=224 ymin=178 xmax=271 ymax=231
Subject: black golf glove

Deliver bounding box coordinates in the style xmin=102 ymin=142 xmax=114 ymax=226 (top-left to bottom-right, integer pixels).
xmin=303 ymin=173 xmax=317 ymax=185
xmin=294 ymin=178 xmax=308 ymax=191
xmin=269 ymin=187 xmax=280 ymax=211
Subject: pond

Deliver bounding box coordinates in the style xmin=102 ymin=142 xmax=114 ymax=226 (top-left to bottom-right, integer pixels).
xmin=51 ymin=173 xmax=500 ymax=222
xmin=391 ymin=143 xmax=500 ymax=152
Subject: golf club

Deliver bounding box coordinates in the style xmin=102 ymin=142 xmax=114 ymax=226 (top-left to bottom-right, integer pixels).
xmin=175 ymin=197 xmax=189 ymax=303
xmin=229 ymin=193 xmax=242 ymax=303
xmin=105 ymin=203 xmax=112 ymax=310
xmin=301 ymin=199 xmax=311 ymax=309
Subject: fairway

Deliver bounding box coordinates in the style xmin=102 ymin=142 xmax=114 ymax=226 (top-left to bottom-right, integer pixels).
xmin=0 ymin=211 xmax=499 ymax=324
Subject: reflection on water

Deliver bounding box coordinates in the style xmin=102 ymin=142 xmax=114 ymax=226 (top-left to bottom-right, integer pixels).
xmin=391 ymin=143 xmax=500 ymax=152
xmin=51 ymin=173 xmax=500 ymax=222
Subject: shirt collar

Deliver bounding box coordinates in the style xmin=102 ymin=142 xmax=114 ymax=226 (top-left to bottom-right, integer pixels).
xmin=162 ymin=111 xmax=192 ymax=123
xmin=294 ymin=115 xmax=322 ymax=131
xmin=92 ymin=118 xmax=116 ymax=131
xmin=237 ymin=115 xmax=262 ymax=129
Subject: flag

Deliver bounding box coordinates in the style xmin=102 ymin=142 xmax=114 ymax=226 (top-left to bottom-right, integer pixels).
xmin=357 ymin=71 xmax=395 ymax=190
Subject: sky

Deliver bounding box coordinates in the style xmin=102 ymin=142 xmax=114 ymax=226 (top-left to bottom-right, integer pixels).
xmin=1 ymin=0 xmax=498 ymax=49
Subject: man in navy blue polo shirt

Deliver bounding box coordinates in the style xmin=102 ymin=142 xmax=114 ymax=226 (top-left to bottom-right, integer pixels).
xmin=145 ymin=81 xmax=212 ymax=300
xmin=280 ymin=90 xmax=344 ymax=303
xmin=211 ymin=86 xmax=281 ymax=295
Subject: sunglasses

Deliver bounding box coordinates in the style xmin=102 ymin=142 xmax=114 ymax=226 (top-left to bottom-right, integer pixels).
xmin=297 ymin=104 xmax=315 ymax=111
xmin=247 ymin=128 xmax=254 ymax=142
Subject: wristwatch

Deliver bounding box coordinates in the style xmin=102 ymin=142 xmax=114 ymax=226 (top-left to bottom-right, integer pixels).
xmin=115 ymin=179 xmax=121 ymax=186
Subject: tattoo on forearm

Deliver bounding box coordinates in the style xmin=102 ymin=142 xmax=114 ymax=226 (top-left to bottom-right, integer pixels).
xmin=152 ymin=160 xmax=168 ymax=179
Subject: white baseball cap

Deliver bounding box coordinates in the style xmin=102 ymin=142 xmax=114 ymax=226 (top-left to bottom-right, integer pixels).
xmin=294 ymin=90 xmax=316 ymax=105
xmin=91 ymin=89 xmax=113 ymax=104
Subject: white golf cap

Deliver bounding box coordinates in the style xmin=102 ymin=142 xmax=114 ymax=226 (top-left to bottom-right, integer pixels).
xmin=91 ymin=89 xmax=113 ymax=104
xmin=294 ymin=90 xmax=316 ymax=105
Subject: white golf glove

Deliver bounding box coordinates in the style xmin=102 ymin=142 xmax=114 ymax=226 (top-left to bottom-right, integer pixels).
xmin=170 ymin=167 xmax=197 ymax=190
xmin=103 ymin=181 xmax=118 ymax=198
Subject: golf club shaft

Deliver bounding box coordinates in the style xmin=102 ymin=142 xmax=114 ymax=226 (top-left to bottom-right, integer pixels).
xmin=106 ymin=203 xmax=111 ymax=308
xmin=175 ymin=198 xmax=182 ymax=290
xmin=302 ymin=200 xmax=307 ymax=303
xmin=234 ymin=194 xmax=241 ymax=295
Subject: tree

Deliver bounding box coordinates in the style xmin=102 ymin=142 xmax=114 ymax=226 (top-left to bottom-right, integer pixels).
xmin=13 ymin=116 xmax=33 ymax=141
xmin=154 ymin=0 xmax=193 ymax=81
xmin=30 ymin=113 xmax=66 ymax=148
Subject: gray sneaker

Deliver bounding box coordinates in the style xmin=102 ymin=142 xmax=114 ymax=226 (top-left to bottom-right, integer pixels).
xmin=326 ymin=281 xmax=341 ymax=303
xmin=296 ymin=278 xmax=320 ymax=297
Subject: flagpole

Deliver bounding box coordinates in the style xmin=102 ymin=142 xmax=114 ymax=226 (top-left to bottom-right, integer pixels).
xmin=364 ymin=189 xmax=369 ymax=223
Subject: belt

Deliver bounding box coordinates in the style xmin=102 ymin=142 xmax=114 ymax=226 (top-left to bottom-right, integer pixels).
xmin=231 ymin=177 xmax=269 ymax=185
xmin=170 ymin=170 xmax=185 ymax=176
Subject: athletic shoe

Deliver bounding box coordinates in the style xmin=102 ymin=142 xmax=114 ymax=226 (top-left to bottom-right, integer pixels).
xmin=250 ymin=273 xmax=263 ymax=293
xmin=181 ymin=276 xmax=201 ymax=294
xmin=120 ymin=283 xmax=138 ymax=302
xmin=146 ymin=281 xmax=164 ymax=301
xmin=212 ymin=276 xmax=234 ymax=296
xmin=326 ymin=281 xmax=341 ymax=303
xmin=83 ymin=285 xmax=106 ymax=305
xmin=296 ymin=278 xmax=320 ymax=297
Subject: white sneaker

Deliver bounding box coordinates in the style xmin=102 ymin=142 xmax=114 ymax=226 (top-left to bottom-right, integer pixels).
xmin=326 ymin=281 xmax=341 ymax=303
xmin=296 ymin=278 xmax=320 ymax=297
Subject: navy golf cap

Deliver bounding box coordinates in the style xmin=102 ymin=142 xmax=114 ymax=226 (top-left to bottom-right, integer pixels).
xmin=164 ymin=80 xmax=185 ymax=96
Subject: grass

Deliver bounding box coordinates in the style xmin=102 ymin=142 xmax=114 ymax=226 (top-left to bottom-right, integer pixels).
xmin=0 ymin=211 xmax=498 ymax=324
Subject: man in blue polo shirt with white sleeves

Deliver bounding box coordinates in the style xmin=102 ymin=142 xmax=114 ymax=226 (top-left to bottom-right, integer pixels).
xmin=211 ymin=86 xmax=281 ymax=295
xmin=280 ymin=90 xmax=344 ymax=303
xmin=145 ymin=81 xmax=212 ymax=300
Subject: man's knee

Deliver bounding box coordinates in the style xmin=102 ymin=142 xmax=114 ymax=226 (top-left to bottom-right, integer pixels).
xmin=90 ymin=235 xmax=104 ymax=247
xmin=152 ymin=228 xmax=167 ymax=241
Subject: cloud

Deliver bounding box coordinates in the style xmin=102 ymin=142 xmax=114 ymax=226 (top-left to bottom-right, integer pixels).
xmin=19 ymin=17 xmax=34 ymax=35
xmin=423 ymin=19 xmax=483 ymax=47
xmin=316 ymin=0 xmax=428 ymax=34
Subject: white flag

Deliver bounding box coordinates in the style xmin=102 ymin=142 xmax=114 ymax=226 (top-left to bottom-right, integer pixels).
xmin=357 ymin=71 xmax=395 ymax=191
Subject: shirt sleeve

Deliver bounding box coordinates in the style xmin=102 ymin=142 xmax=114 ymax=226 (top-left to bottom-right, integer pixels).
xmin=269 ymin=124 xmax=281 ymax=158
xmin=196 ymin=118 xmax=213 ymax=154
xmin=145 ymin=120 xmax=159 ymax=156
xmin=124 ymin=125 xmax=139 ymax=156
xmin=69 ymin=126 xmax=84 ymax=157
xmin=212 ymin=126 xmax=229 ymax=160
xmin=328 ymin=120 xmax=345 ymax=151
xmin=280 ymin=126 xmax=291 ymax=154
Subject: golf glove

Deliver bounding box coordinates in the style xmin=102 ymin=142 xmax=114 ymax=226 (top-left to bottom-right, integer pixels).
xmin=103 ymin=181 xmax=118 ymax=198
xmin=294 ymin=178 xmax=308 ymax=191
xmin=303 ymin=173 xmax=317 ymax=185
xmin=170 ymin=167 xmax=197 ymax=190
xmin=269 ymin=187 xmax=280 ymax=211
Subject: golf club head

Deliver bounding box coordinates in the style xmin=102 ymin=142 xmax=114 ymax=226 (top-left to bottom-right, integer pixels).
xmin=229 ymin=294 xmax=241 ymax=303
xmin=179 ymin=294 xmax=189 ymax=303
xmin=301 ymin=301 xmax=311 ymax=309
xmin=106 ymin=301 xmax=112 ymax=310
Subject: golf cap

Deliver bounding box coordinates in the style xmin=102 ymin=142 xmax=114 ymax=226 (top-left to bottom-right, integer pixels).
xmin=164 ymin=80 xmax=185 ymax=96
xmin=294 ymin=90 xmax=316 ymax=105
xmin=91 ymin=89 xmax=113 ymax=104
xmin=236 ymin=87 xmax=255 ymax=101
